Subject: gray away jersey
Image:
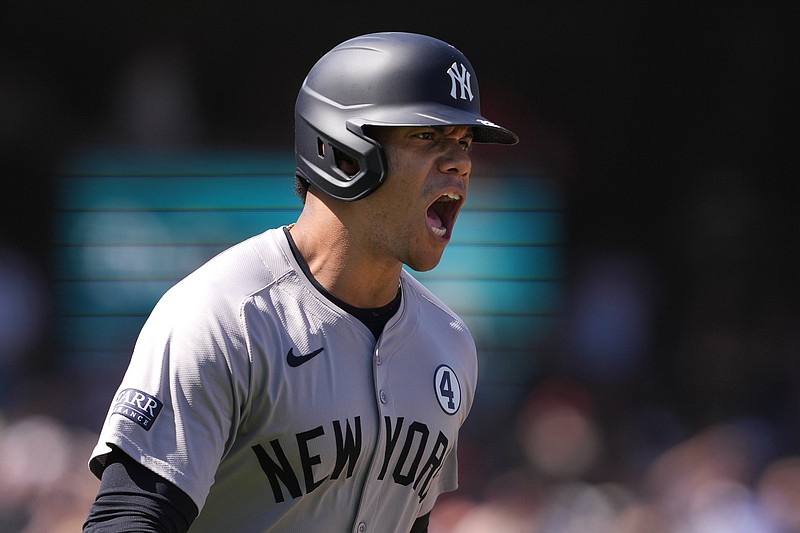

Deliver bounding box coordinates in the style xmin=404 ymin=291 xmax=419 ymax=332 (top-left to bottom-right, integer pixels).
xmin=89 ymin=227 xmax=477 ymax=533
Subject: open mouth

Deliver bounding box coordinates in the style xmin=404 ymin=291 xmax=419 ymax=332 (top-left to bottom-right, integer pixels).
xmin=426 ymin=192 xmax=462 ymax=239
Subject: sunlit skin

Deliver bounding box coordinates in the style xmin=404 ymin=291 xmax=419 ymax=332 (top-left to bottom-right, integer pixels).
xmin=290 ymin=125 xmax=473 ymax=309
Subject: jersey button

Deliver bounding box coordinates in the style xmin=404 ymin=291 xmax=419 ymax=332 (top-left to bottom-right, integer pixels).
xmin=357 ymin=521 xmax=366 ymax=533
xmin=379 ymin=390 xmax=388 ymax=404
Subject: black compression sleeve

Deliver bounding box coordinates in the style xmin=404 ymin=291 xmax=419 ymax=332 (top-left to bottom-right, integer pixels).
xmin=83 ymin=448 xmax=198 ymax=533
xmin=409 ymin=512 xmax=430 ymax=533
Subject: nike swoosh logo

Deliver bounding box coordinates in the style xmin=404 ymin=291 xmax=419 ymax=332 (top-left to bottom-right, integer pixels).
xmin=286 ymin=347 xmax=325 ymax=367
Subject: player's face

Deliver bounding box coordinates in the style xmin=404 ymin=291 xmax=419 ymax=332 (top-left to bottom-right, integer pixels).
xmin=357 ymin=125 xmax=473 ymax=272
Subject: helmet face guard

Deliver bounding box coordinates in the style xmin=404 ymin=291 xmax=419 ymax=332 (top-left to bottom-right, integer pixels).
xmin=295 ymin=32 xmax=519 ymax=201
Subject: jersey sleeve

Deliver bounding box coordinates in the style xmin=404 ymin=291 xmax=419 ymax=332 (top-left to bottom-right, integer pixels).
xmin=396 ymin=275 xmax=479 ymax=517
xmin=89 ymin=278 xmax=252 ymax=511
xmin=84 ymin=447 xmax=198 ymax=532
xmin=417 ymin=350 xmax=476 ymax=517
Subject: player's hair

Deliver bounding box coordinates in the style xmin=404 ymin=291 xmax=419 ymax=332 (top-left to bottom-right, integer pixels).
xmin=294 ymin=174 xmax=310 ymax=203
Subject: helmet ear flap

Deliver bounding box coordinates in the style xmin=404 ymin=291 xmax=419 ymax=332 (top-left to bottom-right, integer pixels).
xmin=295 ymin=115 xmax=387 ymax=201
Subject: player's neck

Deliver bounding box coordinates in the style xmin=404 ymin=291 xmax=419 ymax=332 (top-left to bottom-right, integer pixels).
xmin=290 ymin=207 xmax=402 ymax=309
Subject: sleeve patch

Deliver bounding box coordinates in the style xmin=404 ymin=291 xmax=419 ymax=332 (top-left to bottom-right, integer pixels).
xmin=111 ymin=388 xmax=164 ymax=431
xmin=434 ymin=365 xmax=462 ymax=415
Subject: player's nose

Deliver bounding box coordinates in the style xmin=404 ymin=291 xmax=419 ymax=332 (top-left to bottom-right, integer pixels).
xmin=438 ymin=141 xmax=472 ymax=178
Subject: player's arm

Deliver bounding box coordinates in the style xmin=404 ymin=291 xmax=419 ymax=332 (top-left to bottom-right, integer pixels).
xmin=409 ymin=512 xmax=430 ymax=533
xmin=83 ymin=447 xmax=198 ymax=533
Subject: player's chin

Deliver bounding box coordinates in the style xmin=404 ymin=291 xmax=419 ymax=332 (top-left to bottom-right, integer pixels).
xmin=406 ymin=246 xmax=446 ymax=273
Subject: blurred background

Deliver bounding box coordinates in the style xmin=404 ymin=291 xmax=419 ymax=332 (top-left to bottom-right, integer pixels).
xmin=1 ymin=2 xmax=798 ymax=532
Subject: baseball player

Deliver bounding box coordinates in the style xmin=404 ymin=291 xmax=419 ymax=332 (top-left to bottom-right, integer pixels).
xmin=83 ymin=32 xmax=517 ymax=532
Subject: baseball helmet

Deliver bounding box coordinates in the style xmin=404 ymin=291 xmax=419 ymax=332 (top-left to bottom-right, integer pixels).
xmin=294 ymin=32 xmax=519 ymax=201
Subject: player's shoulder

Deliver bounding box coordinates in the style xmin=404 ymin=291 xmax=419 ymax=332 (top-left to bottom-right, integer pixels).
xmin=400 ymin=270 xmax=470 ymax=333
xmin=397 ymin=271 xmax=477 ymax=384
xmin=154 ymin=228 xmax=290 ymax=314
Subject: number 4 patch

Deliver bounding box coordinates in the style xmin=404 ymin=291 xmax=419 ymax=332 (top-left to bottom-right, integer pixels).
xmin=434 ymin=365 xmax=462 ymax=415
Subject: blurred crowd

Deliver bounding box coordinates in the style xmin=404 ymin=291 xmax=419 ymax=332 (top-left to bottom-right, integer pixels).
xmin=0 ymin=412 xmax=97 ymax=533
xmin=430 ymin=377 xmax=800 ymax=533
xmin=1 ymin=376 xmax=800 ymax=533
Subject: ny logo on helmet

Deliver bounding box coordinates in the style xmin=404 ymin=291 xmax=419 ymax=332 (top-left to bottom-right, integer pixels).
xmin=446 ymin=62 xmax=474 ymax=101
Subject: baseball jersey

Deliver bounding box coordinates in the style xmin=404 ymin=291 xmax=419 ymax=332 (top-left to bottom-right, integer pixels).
xmin=89 ymin=226 xmax=477 ymax=533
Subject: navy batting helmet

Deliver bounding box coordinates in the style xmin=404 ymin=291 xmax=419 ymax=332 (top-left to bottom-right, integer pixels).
xmin=294 ymin=32 xmax=518 ymax=201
